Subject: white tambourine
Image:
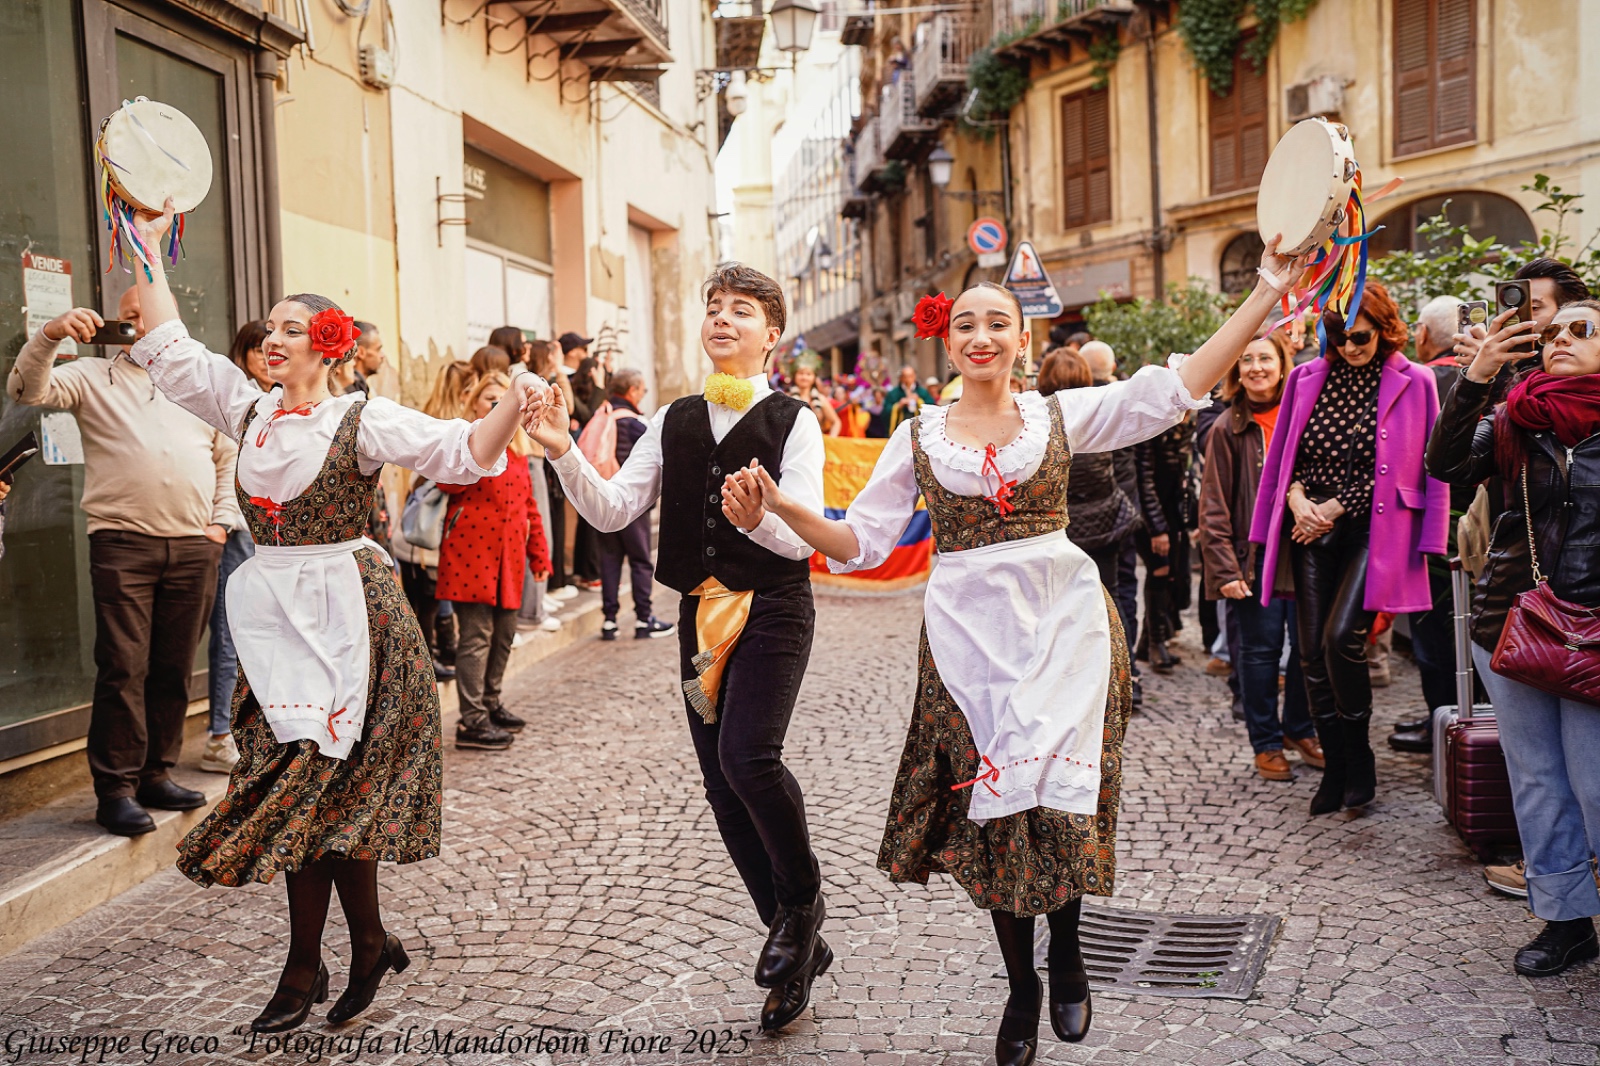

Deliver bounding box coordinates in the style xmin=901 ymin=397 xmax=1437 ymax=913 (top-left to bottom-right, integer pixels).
xmin=1257 ymin=117 xmax=1358 ymax=258
xmin=97 ymin=97 xmax=213 ymax=214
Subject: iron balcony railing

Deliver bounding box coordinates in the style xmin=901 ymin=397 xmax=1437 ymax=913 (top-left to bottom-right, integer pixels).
xmin=879 ymin=70 xmax=937 ymax=157
xmin=912 ymin=14 xmax=981 ymax=115
xmin=853 ymin=116 xmax=885 ymax=184
xmin=619 ymin=0 xmax=670 ymax=49
xmin=991 ymin=0 xmax=1130 ymax=49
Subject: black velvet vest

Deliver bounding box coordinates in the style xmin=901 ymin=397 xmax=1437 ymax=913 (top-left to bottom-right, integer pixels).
xmin=655 ymin=392 xmax=810 ymax=594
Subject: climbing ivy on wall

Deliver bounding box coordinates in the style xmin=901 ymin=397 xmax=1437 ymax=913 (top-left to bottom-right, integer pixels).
xmin=1177 ymin=0 xmax=1320 ymax=95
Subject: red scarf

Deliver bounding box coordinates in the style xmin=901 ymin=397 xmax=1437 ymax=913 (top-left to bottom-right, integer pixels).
xmin=1497 ymin=370 xmax=1600 ymax=474
xmin=1504 ymin=370 xmax=1600 ymax=446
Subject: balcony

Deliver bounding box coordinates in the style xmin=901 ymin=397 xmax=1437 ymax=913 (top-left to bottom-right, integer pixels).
xmin=913 ymin=14 xmax=981 ymax=116
xmin=991 ymin=0 xmax=1131 ymax=61
xmin=852 ymin=117 xmax=892 ymax=194
xmin=879 ymin=72 xmax=938 ymax=159
xmin=495 ymin=0 xmax=672 ymax=71
xmin=842 ymin=141 xmax=870 ymax=218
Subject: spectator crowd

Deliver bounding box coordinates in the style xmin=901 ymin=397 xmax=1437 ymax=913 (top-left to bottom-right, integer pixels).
xmin=5 ymin=254 xmax=1597 ymax=983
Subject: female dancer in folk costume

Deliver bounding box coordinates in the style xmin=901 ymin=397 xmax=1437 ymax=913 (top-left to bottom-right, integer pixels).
xmin=124 ymin=201 xmax=542 ymax=1033
xmin=723 ymin=239 xmax=1308 ymax=1065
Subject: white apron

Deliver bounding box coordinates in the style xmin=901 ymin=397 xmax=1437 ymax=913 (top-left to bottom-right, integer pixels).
xmin=225 ymin=537 xmax=391 ymax=761
xmin=923 ymin=528 xmax=1111 ymax=822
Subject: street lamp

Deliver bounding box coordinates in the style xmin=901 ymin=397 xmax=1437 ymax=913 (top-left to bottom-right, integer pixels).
xmin=768 ymin=0 xmax=820 ymax=56
xmin=725 ymin=70 xmax=749 ymax=116
xmin=926 ymin=146 xmax=955 ymax=189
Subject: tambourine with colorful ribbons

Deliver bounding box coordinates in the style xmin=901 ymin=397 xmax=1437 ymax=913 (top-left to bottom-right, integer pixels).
xmin=1257 ymin=117 xmax=1403 ymax=337
xmin=95 ymin=97 xmax=213 ymax=279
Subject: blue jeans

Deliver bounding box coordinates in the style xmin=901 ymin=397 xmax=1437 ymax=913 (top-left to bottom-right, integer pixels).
xmin=1231 ymin=561 xmax=1312 ymax=754
xmin=207 ymin=528 xmax=255 ymax=735
xmin=1470 ymin=643 xmax=1600 ymax=922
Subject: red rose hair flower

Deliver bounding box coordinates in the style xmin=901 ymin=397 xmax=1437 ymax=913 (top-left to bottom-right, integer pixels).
xmin=912 ymin=292 xmax=954 ymax=341
xmin=308 ymin=308 xmax=361 ymax=359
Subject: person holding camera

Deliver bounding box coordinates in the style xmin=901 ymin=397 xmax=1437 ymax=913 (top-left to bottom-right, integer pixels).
xmin=1250 ymin=280 xmax=1450 ymax=816
xmin=7 ymin=287 xmax=239 ymax=837
xmin=1426 ymin=299 xmax=1600 ymax=978
xmin=1453 ymin=259 xmax=1591 ymax=396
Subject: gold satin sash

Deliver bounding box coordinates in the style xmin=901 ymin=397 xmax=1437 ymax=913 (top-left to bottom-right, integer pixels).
xmin=682 ymin=577 xmax=754 ymax=724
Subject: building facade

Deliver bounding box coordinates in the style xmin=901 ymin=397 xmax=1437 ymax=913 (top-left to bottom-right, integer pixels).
xmin=842 ymin=0 xmax=1598 ymax=370
xmin=0 ymin=0 xmax=720 ymax=769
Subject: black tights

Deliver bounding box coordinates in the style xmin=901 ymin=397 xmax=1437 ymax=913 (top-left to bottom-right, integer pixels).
xmin=276 ymin=858 xmax=386 ymax=998
xmin=990 ymin=900 xmax=1088 ymax=1038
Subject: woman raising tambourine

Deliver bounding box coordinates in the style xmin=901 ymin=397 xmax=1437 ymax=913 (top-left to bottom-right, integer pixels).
xmin=721 ymin=237 xmax=1308 ymax=1065
xmin=122 ymin=199 xmax=542 ymax=1032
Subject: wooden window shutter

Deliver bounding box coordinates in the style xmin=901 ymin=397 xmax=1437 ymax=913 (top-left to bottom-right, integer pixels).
xmin=1209 ymin=36 xmax=1269 ymax=195
xmin=1394 ymin=0 xmax=1476 ymax=157
xmin=1061 ymin=87 xmax=1111 ymax=228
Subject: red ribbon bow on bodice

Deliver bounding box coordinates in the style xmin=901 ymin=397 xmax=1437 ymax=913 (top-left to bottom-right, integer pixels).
xmin=980 ymin=444 xmax=1018 ymax=516
xmin=951 ymin=755 xmax=1002 ymax=797
xmin=254 ymin=401 xmax=319 ymax=449
xmin=248 ymin=495 xmax=286 ymax=544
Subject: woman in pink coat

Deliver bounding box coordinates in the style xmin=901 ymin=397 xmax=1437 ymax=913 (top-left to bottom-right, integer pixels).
xmin=1250 ymin=281 xmax=1449 ymax=816
xmin=437 ymin=373 xmax=550 ymax=752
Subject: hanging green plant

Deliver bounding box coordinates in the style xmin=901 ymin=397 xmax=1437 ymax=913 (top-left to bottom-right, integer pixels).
xmin=966 ymin=45 xmax=1029 ymax=121
xmin=1177 ymin=0 xmax=1320 ymax=95
xmin=1088 ymin=28 xmax=1122 ymax=90
xmin=880 ymin=160 xmax=907 ymax=192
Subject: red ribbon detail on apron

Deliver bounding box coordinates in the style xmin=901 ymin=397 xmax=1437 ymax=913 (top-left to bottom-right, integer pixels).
xmin=951 ymin=755 xmax=1002 ymax=797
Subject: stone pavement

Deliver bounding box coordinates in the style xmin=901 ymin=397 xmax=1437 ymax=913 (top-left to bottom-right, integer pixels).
xmin=0 ymin=587 xmax=1595 ymax=1066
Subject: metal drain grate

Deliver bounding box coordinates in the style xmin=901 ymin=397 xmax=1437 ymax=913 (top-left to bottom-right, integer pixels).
xmin=1028 ymin=903 xmax=1279 ymax=999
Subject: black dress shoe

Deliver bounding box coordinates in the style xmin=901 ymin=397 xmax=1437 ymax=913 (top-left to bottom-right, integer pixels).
xmin=1048 ymin=984 xmax=1092 ymax=1043
xmin=488 ymin=707 xmax=525 ymax=732
xmin=327 ymin=934 xmax=411 ymax=1024
xmin=1514 ymin=918 xmax=1598 ymax=977
xmin=1394 ymin=714 xmax=1431 ymax=734
xmin=755 ymin=893 xmax=825 ymax=988
xmin=759 ymin=936 xmax=833 ymax=1032
xmin=1387 ymin=728 xmax=1432 ymax=753
xmin=135 ymin=778 xmax=206 ymax=811
xmin=251 ymin=962 xmax=329 ymax=1033
xmin=994 ymin=981 xmax=1040 ymax=1066
xmin=95 ymin=797 xmax=156 ymax=837
xmin=1149 ymin=641 xmax=1177 ymax=674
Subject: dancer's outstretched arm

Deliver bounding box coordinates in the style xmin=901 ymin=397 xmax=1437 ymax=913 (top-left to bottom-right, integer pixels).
xmin=724 ymin=459 xmax=862 ymax=563
xmin=1175 ymin=235 xmax=1309 ymax=400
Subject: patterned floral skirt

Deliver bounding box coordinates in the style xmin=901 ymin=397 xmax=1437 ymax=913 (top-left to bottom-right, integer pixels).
xmin=877 ymin=588 xmax=1131 ymax=917
xmin=177 ymin=550 xmax=444 ymax=887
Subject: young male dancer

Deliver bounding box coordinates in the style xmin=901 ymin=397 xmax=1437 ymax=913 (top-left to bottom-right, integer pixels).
xmin=527 ymin=266 xmax=830 ymax=1032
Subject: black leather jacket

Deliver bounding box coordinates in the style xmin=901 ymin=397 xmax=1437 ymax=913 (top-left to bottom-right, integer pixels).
xmin=1425 ymin=372 xmax=1600 ymax=651
xmin=1135 ymin=416 xmax=1194 ymax=535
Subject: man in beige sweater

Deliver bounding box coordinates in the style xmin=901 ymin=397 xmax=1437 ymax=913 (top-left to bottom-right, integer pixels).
xmin=8 ymin=288 xmax=239 ymax=836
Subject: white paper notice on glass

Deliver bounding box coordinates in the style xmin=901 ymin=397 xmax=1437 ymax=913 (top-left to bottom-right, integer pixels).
xmin=40 ymin=412 xmax=84 ymax=466
xmin=22 ymin=252 xmax=76 ymax=357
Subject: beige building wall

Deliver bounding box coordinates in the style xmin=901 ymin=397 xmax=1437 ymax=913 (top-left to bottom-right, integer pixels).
xmin=1010 ymin=0 xmax=1599 ymax=328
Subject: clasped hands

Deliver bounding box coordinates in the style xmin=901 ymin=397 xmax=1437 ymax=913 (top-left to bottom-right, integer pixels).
xmin=1287 ymin=482 xmax=1343 ymax=544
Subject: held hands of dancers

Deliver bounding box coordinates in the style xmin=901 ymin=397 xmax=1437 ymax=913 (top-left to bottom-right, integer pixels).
xmin=521 ymin=378 xmax=571 ymax=457
xmin=724 ymin=459 xmax=863 ymax=563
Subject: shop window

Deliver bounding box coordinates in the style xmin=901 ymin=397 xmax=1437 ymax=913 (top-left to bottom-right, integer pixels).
xmin=1393 ymin=0 xmax=1476 ymax=157
xmin=1209 ymin=37 xmax=1269 ymax=195
xmin=1367 ymin=191 xmax=1535 ymax=260
xmin=1060 ymin=87 xmax=1111 ymax=229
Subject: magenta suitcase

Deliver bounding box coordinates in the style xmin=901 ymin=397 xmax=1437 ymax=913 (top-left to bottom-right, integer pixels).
xmin=1435 ymin=561 xmax=1520 ymax=861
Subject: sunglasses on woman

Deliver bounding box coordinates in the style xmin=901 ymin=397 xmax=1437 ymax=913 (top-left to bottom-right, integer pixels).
xmin=1327 ymin=329 xmax=1375 ymax=348
xmin=1540 ymin=320 xmax=1600 ymax=344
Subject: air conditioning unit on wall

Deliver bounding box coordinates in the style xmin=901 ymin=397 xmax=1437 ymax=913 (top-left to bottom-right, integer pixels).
xmin=1286 ymin=75 xmax=1345 ymax=123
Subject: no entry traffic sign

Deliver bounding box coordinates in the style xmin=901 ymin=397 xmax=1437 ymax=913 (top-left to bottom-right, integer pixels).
xmin=967 ymin=217 xmax=1007 ymax=256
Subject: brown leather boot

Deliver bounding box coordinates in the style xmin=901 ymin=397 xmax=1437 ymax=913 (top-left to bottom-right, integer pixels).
xmin=1254 ymin=750 xmax=1293 ymax=781
xmin=1284 ymin=734 xmax=1325 ymax=769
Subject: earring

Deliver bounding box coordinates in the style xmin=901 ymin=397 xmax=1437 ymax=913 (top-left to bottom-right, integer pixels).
xmin=322 ymin=356 xmax=334 ymax=366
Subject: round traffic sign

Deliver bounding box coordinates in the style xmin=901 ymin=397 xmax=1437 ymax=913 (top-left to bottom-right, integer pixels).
xmin=967 ymin=217 xmax=1007 ymax=256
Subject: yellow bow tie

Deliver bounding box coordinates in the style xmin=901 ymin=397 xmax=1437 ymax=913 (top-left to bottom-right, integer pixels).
xmin=703 ymin=373 xmax=756 ymax=412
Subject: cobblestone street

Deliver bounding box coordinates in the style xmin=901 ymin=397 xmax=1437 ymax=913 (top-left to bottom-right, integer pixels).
xmin=1 ymin=586 xmax=1596 ymax=1066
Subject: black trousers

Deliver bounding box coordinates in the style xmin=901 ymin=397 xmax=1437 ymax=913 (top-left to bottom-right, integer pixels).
xmin=399 ymin=561 xmax=439 ymax=657
xmin=1291 ymin=516 xmax=1375 ymax=727
xmin=87 ymin=530 xmax=220 ymax=800
xmin=600 ymin=512 xmax=655 ymax=624
xmin=1135 ymin=531 xmax=1175 ymax=646
xmin=544 ymin=463 xmax=568 ymax=590
xmin=677 ymin=580 xmax=821 ymax=926
xmin=1114 ymin=533 xmax=1140 ymax=662
xmin=1409 ymin=566 xmax=1457 ymax=713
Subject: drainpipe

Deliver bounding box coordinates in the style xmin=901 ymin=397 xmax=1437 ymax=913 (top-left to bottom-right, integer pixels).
xmin=1142 ymin=19 xmax=1165 ymax=300
xmin=255 ymin=50 xmax=285 ymax=304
